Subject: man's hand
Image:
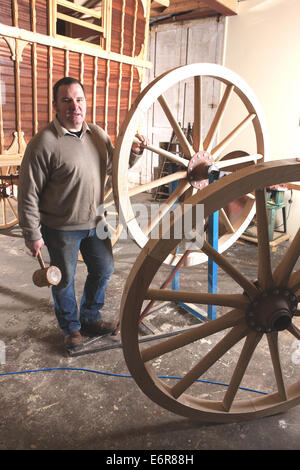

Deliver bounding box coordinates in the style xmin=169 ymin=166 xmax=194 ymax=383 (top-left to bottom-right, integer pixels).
xmin=25 ymin=238 xmax=45 ymax=257
xmin=132 ymin=134 xmax=148 ymax=154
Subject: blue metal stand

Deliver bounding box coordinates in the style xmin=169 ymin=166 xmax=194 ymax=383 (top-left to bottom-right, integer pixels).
xmin=207 ymin=174 xmax=218 ymax=320
xmin=168 ymin=168 xmax=218 ymax=322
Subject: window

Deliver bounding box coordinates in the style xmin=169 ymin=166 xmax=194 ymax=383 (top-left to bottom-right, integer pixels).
xmin=54 ymin=0 xmax=107 ymax=46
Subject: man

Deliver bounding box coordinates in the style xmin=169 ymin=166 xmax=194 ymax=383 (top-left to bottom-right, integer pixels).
xmin=18 ymin=77 xmax=146 ymax=352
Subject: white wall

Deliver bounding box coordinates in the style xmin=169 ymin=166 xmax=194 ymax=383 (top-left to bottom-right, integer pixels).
xmin=223 ymin=0 xmax=300 ymax=236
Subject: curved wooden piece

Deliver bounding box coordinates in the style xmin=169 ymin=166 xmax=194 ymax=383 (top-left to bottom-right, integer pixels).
xmin=113 ymin=63 xmax=269 ymax=266
xmin=0 ymin=166 xmax=19 ymax=229
xmin=0 ymin=195 xmax=18 ymax=229
xmin=120 ymin=159 xmax=300 ymax=423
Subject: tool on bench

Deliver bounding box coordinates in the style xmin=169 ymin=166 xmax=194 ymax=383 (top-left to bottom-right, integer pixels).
xmin=32 ymin=251 xmax=62 ymax=287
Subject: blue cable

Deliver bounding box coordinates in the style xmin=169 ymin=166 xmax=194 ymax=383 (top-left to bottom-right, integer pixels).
xmin=0 ymin=367 xmax=268 ymax=395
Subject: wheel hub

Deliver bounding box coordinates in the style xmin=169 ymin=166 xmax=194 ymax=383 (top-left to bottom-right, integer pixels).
xmin=187 ymin=151 xmax=213 ymax=189
xmin=246 ymin=288 xmax=298 ymax=333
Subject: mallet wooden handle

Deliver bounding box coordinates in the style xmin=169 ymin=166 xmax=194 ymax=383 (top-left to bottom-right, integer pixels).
xmin=37 ymin=251 xmax=46 ymax=269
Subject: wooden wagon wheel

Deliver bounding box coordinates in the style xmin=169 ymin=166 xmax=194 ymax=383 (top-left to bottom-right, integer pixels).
xmin=113 ymin=63 xmax=269 ymax=266
xmin=0 ymin=166 xmax=19 ymax=229
xmin=120 ymin=159 xmax=300 ymax=423
xmin=103 ymin=173 xmax=123 ymax=246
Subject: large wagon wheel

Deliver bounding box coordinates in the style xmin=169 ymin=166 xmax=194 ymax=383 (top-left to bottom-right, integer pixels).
xmin=0 ymin=166 xmax=19 ymax=229
xmin=113 ymin=63 xmax=269 ymax=266
xmin=120 ymin=159 xmax=300 ymax=423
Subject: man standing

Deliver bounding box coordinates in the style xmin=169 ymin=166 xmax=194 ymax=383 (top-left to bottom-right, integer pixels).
xmin=18 ymin=77 xmax=145 ymax=352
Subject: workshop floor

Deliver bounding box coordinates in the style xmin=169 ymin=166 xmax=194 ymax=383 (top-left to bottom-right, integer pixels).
xmin=0 ymin=218 xmax=300 ymax=452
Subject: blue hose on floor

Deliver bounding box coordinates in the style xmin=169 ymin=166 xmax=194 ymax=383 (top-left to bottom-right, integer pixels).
xmin=0 ymin=367 xmax=268 ymax=395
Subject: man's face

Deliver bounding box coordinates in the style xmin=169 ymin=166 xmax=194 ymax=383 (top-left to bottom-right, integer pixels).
xmin=53 ymin=83 xmax=86 ymax=131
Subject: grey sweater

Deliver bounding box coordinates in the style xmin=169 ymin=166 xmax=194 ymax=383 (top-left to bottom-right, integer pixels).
xmin=18 ymin=118 xmax=137 ymax=241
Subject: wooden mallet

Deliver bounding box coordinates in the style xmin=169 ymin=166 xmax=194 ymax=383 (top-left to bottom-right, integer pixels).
xmin=32 ymin=251 xmax=62 ymax=287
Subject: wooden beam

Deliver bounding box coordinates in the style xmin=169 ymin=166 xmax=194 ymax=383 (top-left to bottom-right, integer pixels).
xmin=153 ymin=1 xmax=207 ymax=16
xmin=202 ymin=0 xmax=238 ymax=15
xmin=151 ymin=0 xmax=170 ymax=8
xmin=151 ymin=0 xmax=238 ymax=17
xmin=0 ymin=24 xmax=152 ymax=69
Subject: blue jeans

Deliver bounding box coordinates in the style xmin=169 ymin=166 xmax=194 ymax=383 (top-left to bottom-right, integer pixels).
xmin=41 ymin=225 xmax=114 ymax=336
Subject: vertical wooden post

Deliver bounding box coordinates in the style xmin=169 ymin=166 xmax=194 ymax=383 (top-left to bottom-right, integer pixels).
xmin=48 ymin=1 xmax=55 ymax=120
xmin=12 ymin=0 xmax=19 ymax=28
xmin=104 ymin=60 xmax=110 ymax=133
xmin=80 ymin=53 xmax=84 ymax=84
xmin=137 ymin=0 xmax=151 ymax=84
xmin=48 ymin=47 xmax=53 ymax=121
xmin=128 ymin=0 xmax=138 ymax=110
xmin=64 ymin=50 xmax=70 ymax=76
xmin=116 ymin=0 xmax=126 ymax=136
xmin=15 ymin=40 xmax=22 ymax=153
xmin=92 ymin=56 xmax=98 ymax=124
xmin=48 ymin=0 xmax=57 ymax=37
xmin=31 ymin=0 xmax=38 ymax=134
xmin=103 ymin=0 xmax=112 ymax=52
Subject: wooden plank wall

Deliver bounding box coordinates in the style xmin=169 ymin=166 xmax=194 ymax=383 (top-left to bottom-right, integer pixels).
xmin=0 ymin=0 xmax=150 ymax=163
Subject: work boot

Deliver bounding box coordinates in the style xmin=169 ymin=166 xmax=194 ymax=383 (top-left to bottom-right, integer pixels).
xmin=81 ymin=319 xmax=117 ymax=337
xmin=64 ymin=330 xmax=84 ymax=351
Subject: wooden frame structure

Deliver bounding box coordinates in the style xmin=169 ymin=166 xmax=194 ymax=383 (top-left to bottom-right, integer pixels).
xmin=0 ymin=0 xmax=152 ymax=228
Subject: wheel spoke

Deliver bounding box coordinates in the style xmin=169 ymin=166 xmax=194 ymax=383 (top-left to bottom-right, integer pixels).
xmin=193 ymin=75 xmax=203 ymax=152
xmin=104 ymin=186 xmax=113 ymax=200
xmin=104 ymin=174 xmax=109 ymax=186
xmin=145 ymin=288 xmax=249 ymax=309
xmin=223 ymin=331 xmax=263 ymax=411
xmin=1 ymin=198 xmax=7 ymax=225
xmin=141 ymin=309 xmax=244 ymax=363
xmin=216 ymin=153 xmax=263 ymax=170
xmin=267 ymin=332 xmax=288 ymax=401
xmin=212 ymin=113 xmax=256 ymax=161
xmin=0 ymin=195 xmax=18 ymax=229
xmin=287 ymin=270 xmax=300 ymax=293
xmin=103 ymin=199 xmax=115 ymax=209
xmin=106 ymin=210 xmax=118 ymax=216
xmin=128 ymin=171 xmax=187 ymax=197
xmin=255 ymin=189 xmax=274 ymax=290
xmin=170 ymin=323 xmax=249 ymax=399
xmin=142 ymin=181 xmax=190 ymax=236
xmin=6 ymin=197 xmax=18 ymax=218
xmin=106 ymin=221 xmax=117 ymax=234
xmin=204 ymin=84 xmax=234 ymax=152
xmin=272 ymin=227 xmax=300 ymax=287
xmin=219 ymin=209 xmax=235 ymax=233
xmin=201 ymin=240 xmax=259 ymax=299
xmin=287 ymin=322 xmax=300 ymax=340
xmin=133 ymin=138 xmax=189 ymax=167
xmin=158 ymin=94 xmax=194 ymax=158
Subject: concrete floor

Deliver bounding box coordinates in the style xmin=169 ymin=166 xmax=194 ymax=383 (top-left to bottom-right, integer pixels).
xmin=0 ymin=219 xmax=300 ymax=451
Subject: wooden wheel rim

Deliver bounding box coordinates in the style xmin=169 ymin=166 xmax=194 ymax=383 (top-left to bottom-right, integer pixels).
xmin=0 ymin=195 xmax=18 ymax=229
xmin=113 ymin=63 xmax=270 ymax=266
xmin=103 ymin=175 xmax=123 ymax=247
xmin=120 ymin=160 xmax=300 ymax=423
